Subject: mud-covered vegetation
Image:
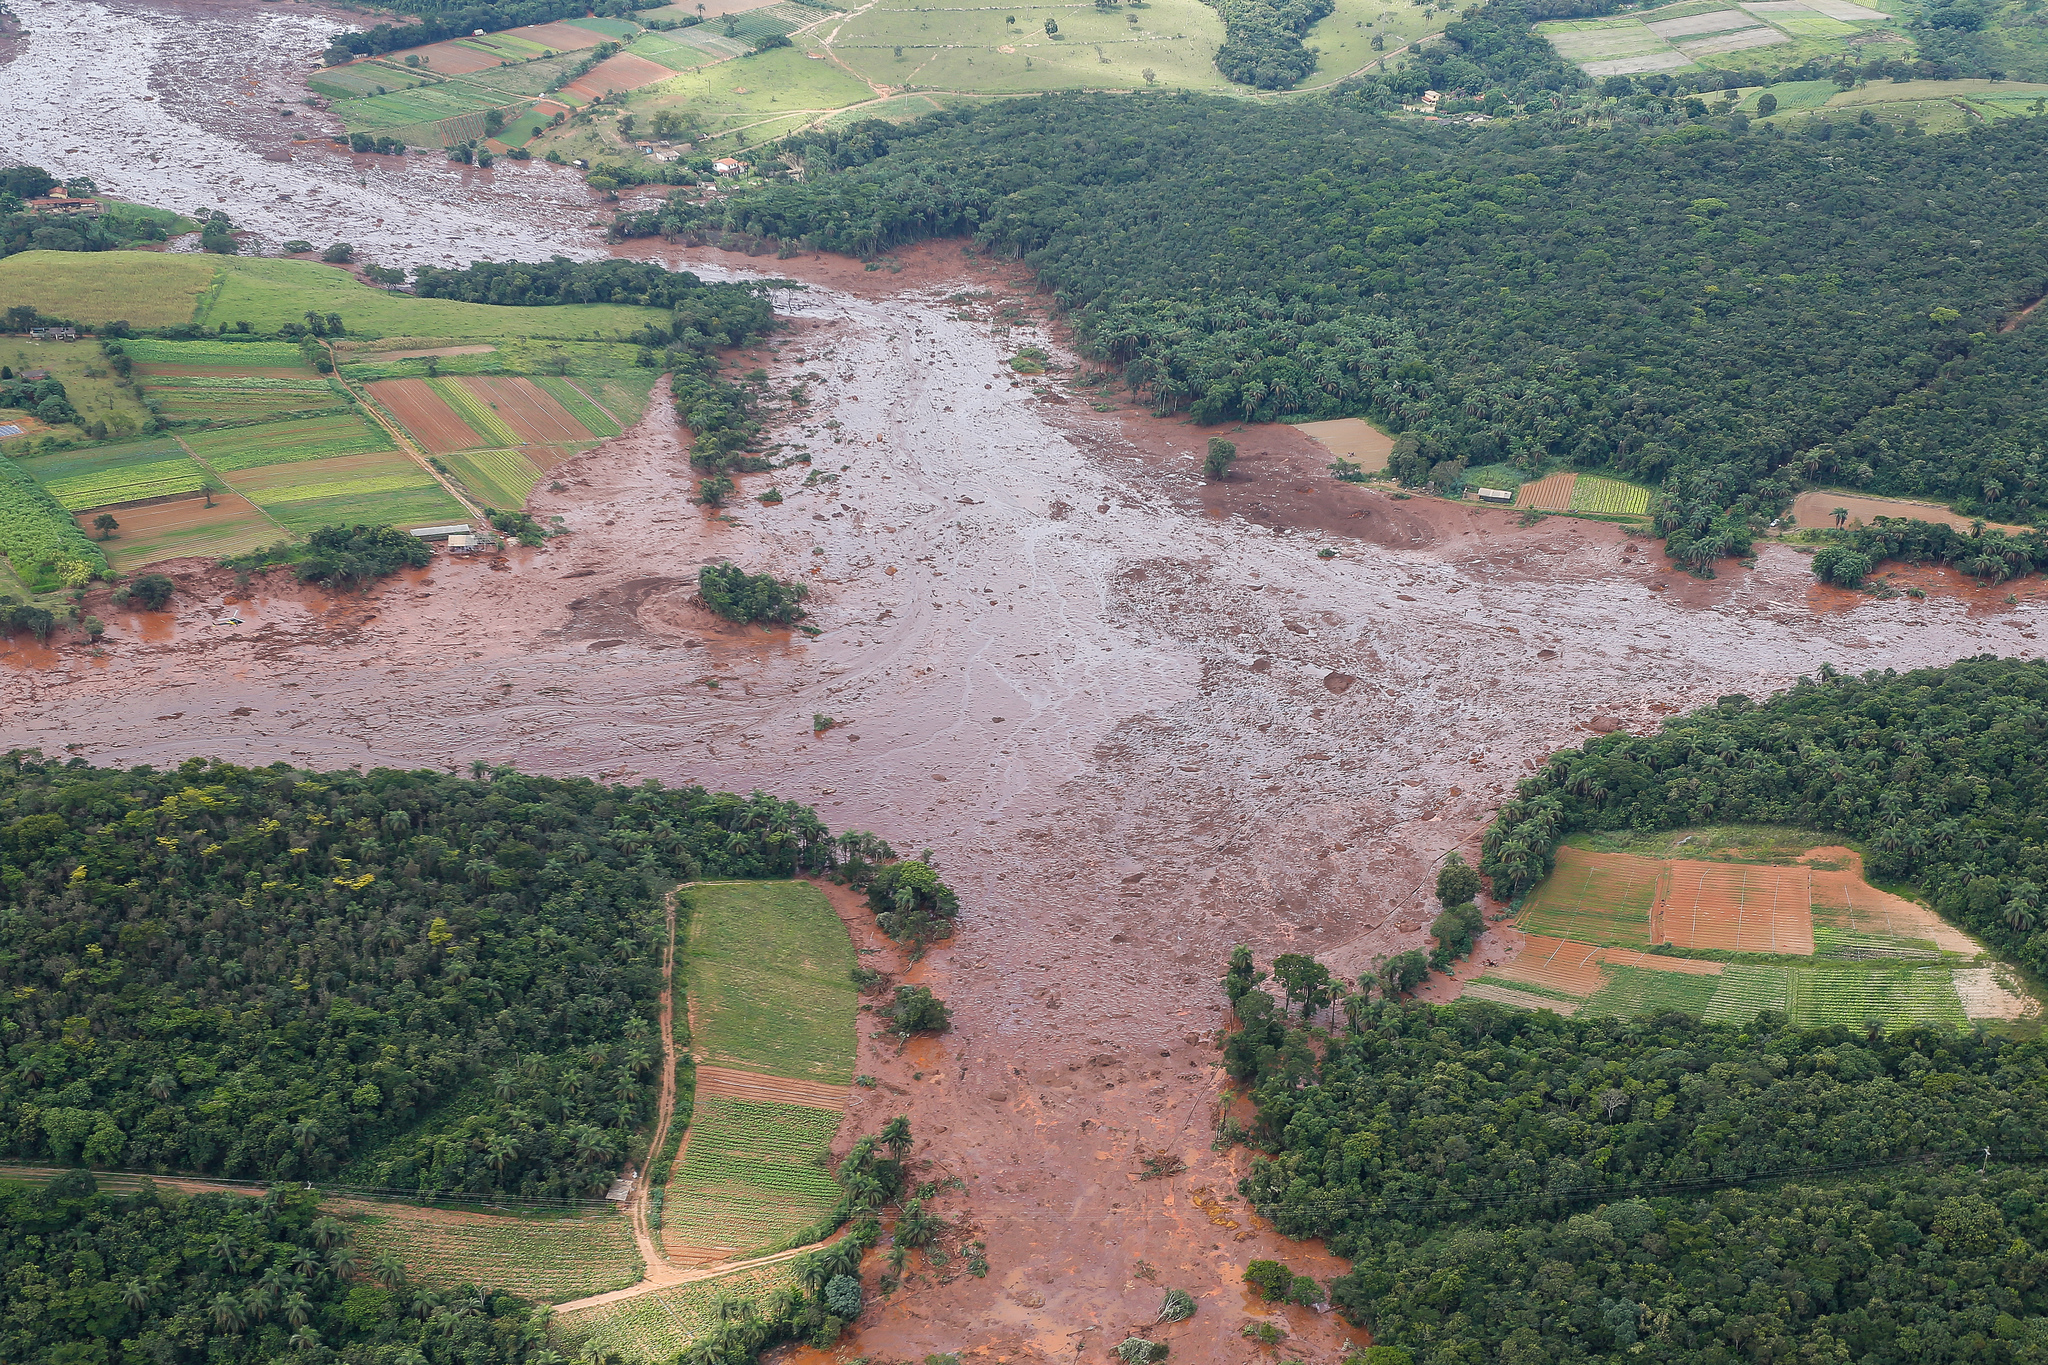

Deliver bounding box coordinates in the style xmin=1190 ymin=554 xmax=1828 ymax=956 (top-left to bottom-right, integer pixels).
xmin=1481 ymin=658 xmax=2048 ymax=979
xmin=698 ymin=559 xmax=809 ymax=624
xmin=0 ymin=756 xmax=842 ymax=1192
xmin=0 ymin=1174 xmax=555 ymax=1365
xmin=1807 ymin=518 xmax=2048 ymax=587
xmin=678 ymin=57 xmax=2048 ymax=537
xmin=224 ymin=523 xmax=434 ymax=592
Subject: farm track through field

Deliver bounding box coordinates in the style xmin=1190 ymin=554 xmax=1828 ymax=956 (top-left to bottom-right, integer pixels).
xmin=329 ymin=348 xmax=485 ymax=521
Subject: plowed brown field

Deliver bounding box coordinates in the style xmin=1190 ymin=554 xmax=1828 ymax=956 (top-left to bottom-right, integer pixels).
xmin=1518 ymin=470 xmax=1578 ymax=511
xmin=1491 ymin=933 xmax=1609 ymax=996
xmin=693 ymin=1065 xmax=846 ymax=1111
xmin=506 ymin=20 xmax=611 ymax=50
xmin=1657 ymin=861 xmax=1817 ymax=954
xmin=368 ymin=378 xmax=486 ymax=452
xmin=465 ymin=376 xmax=592 ymax=444
xmin=382 ymin=41 xmax=504 ymax=74
xmin=564 ymin=52 xmax=673 ymax=99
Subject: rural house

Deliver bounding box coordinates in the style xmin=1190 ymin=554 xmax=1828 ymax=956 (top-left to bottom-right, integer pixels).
xmin=25 ymin=192 xmax=101 ymax=216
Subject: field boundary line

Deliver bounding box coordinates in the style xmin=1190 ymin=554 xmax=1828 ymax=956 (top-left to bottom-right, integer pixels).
xmin=323 ymin=343 xmax=484 ymax=521
xmin=176 ymin=436 xmax=294 ymax=542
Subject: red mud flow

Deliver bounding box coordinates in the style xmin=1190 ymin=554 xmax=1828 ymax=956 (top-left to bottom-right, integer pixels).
xmin=9 ymin=239 xmax=2048 ymax=1361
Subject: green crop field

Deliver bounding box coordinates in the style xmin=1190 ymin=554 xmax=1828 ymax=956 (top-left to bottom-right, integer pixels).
xmin=1785 ymin=965 xmax=1971 ymax=1030
xmin=21 ymin=440 xmax=210 ymax=510
xmin=307 ymin=62 xmax=438 ymax=98
xmin=1579 ymin=964 xmax=1723 ymax=1019
xmin=661 ymin=1095 xmax=843 ymax=1257
xmin=1569 ymin=474 xmax=1653 ymax=516
xmin=120 ymin=339 xmax=311 ymax=367
xmin=575 ymin=372 xmax=660 ymax=425
xmin=1695 ymin=963 xmax=1793 ymax=1023
xmin=561 ymin=1262 xmax=799 ymax=1362
xmin=432 ymin=378 xmax=523 ymax=447
xmin=335 ymin=80 xmax=517 ymax=132
xmin=0 ymin=251 xmax=216 ymax=329
xmin=0 ymin=458 xmax=109 ymax=588
xmin=181 ymin=412 xmax=397 ymax=471
xmin=535 ymin=377 xmax=621 ymax=435
xmin=684 ymin=881 xmax=858 ymax=1085
xmin=228 ymin=450 xmax=465 ymax=532
xmin=340 ymin=1202 xmax=643 ymax=1304
xmin=443 ymin=447 xmax=544 ymax=508
xmin=194 ymin=258 xmax=665 ymax=339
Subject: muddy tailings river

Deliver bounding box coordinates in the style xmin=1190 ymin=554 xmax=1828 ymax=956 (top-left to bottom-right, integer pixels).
xmin=11 ymin=7 xmax=2048 ymax=1358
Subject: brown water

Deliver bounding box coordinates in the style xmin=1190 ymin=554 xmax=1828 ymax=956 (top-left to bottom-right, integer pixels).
xmin=8 ymin=13 xmax=2047 ymax=1353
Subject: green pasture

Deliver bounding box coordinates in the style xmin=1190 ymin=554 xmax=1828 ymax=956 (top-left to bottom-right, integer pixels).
xmin=0 ymin=250 xmax=214 ymax=330
xmin=1299 ymin=0 xmax=1442 ymax=86
xmin=245 ymin=481 xmax=467 ymax=534
xmin=683 ymin=880 xmax=858 ymax=1085
xmin=619 ymin=44 xmax=876 ymax=144
xmin=196 ymin=258 xmax=665 ymax=339
xmin=826 ymin=0 xmax=1231 ymax=93
xmin=98 ymin=505 xmax=286 ymax=572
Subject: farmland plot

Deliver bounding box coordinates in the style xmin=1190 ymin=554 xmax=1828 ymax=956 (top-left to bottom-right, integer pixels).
xmin=659 ymin=1095 xmax=843 ymax=1262
xmin=458 ymin=377 xmax=592 ymax=444
xmin=1580 ymin=963 xmax=1723 ymax=1018
xmin=228 ymin=450 xmax=465 ymax=532
xmin=1699 ymin=963 xmax=1791 ymax=1023
xmin=22 ymin=440 xmax=209 ymax=510
xmin=684 ymin=881 xmax=858 ymax=1085
xmin=120 ymin=339 xmax=311 ymax=367
xmin=337 ymin=1200 xmax=643 ymax=1303
xmin=430 ymin=377 xmax=523 ymax=447
xmin=82 ymin=492 xmax=281 ymax=571
xmin=368 ymin=379 xmax=492 ymax=452
xmin=560 ymin=1262 xmax=799 ymax=1362
xmin=1516 ymin=847 xmax=1658 ymax=946
xmin=1568 ymin=474 xmax=1653 ymax=516
xmin=536 ymin=377 xmax=622 ymax=435
xmin=442 ymin=447 xmax=545 ymax=509
xmin=1515 ymin=470 xmax=1578 ymax=512
xmin=181 ymin=412 xmax=396 ymax=471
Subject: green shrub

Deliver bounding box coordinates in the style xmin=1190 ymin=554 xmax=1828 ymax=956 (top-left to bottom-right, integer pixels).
xmin=698 ymin=559 xmax=809 ymax=624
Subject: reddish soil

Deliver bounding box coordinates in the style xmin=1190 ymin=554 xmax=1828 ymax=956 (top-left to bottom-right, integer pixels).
xmin=374 ymin=41 xmax=506 ymax=75
xmin=693 ymin=1065 xmax=846 ymax=1110
xmin=467 ymin=376 xmax=592 ymax=443
xmin=366 ymin=378 xmax=486 ymax=452
xmin=8 ymin=236 xmax=2047 ymax=1364
xmin=564 ymin=51 xmax=672 ymax=99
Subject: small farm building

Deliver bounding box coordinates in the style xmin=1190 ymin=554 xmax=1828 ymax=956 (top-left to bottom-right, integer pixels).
xmin=408 ymin=523 xmax=473 ymax=540
xmin=1477 ymin=487 xmax=1514 ymax=504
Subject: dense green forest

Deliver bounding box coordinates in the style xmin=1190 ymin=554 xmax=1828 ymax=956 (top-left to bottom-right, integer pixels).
xmin=0 ymin=756 xmax=837 ymax=1194
xmin=405 ymin=260 xmax=778 ymax=350
xmin=1480 ymin=658 xmax=2048 ymax=979
xmin=1806 ymin=518 xmax=2048 ymax=587
xmin=323 ymin=0 xmax=658 ymax=60
xmin=0 ymin=1173 xmax=550 ymax=1365
xmin=659 ymin=76 xmax=2048 ymax=535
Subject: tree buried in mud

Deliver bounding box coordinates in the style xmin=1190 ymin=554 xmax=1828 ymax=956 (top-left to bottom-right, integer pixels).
xmin=866 ymin=856 xmax=959 ymax=952
xmin=1205 ymin=437 xmax=1237 ymax=481
xmin=223 ymin=524 xmax=430 ymax=592
xmin=698 ymin=559 xmax=808 ymax=624
xmin=887 ymin=984 xmax=951 ymax=1034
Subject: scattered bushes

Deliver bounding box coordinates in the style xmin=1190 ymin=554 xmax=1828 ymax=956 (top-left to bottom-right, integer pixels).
xmin=128 ymin=572 xmax=174 ymax=610
xmin=223 ymin=523 xmax=431 ymax=591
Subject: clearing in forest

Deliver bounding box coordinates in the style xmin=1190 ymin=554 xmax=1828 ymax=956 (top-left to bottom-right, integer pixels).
xmin=560 ymin=1260 xmax=800 ymax=1362
xmin=683 ymin=881 xmax=858 ymax=1086
xmin=1292 ymin=417 xmax=1394 ymax=475
xmin=1465 ymin=829 xmax=2040 ymax=1031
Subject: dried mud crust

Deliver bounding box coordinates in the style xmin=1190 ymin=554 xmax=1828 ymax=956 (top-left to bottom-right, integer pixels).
xmin=10 ymin=244 xmax=2048 ymax=1363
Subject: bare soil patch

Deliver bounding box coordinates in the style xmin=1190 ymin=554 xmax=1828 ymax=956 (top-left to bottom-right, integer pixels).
xmin=564 ymin=51 xmax=673 ymax=99
xmin=1517 ymin=470 xmax=1578 ymax=511
xmin=466 ymin=375 xmax=592 ymax=443
xmin=368 ymin=377 xmax=485 ymax=452
xmin=1789 ymin=489 xmax=2031 ymax=535
xmin=1656 ymin=861 xmax=1817 ymax=954
xmin=694 ymin=1064 xmax=848 ymax=1111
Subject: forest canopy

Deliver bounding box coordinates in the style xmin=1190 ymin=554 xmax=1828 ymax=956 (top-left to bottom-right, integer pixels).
xmin=667 ymin=66 xmax=2048 ymax=530
xmin=0 ymin=755 xmax=842 ymax=1196
xmin=0 ymin=1173 xmax=550 ymax=1365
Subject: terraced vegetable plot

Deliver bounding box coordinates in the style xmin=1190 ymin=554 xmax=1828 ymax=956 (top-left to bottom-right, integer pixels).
xmin=443 ymin=447 xmax=545 ymax=509
xmin=0 ymin=457 xmax=110 ymax=586
xmin=22 ymin=440 xmax=209 ymax=510
xmin=561 ymin=1262 xmax=799 ymax=1362
xmin=119 ymin=339 xmax=309 ymax=366
xmin=429 ymin=377 xmax=523 ymax=447
xmin=229 ymin=450 xmax=465 ymax=532
xmin=1580 ymin=963 xmax=1723 ymax=1018
xmin=368 ymin=379 xmax=489 ymax=452
xmin=536 ymin=376 xmax=622 ymax=435
xmin=1786 ymin=966 xmax=1969 ymax=1030
xmin=684 ymin=881 xmax=858 ymax=1084
xmin=660 ymin=1095 xmax=843 ymax=1260
xmin=181 ymin=412 xmax=396 ymax=471
xmin=1699 ymin=963 xmax=1792 ymax=1023
xmin=140 ymin=374 xmax=342 ymax=423
xmin=1568 ymin=474 xmax=1652 ymax=516
xmin=1516 ymin=847 xmax=1658 ymax=947
xmin=338 ymin=1201 xmax=643 ymax=1304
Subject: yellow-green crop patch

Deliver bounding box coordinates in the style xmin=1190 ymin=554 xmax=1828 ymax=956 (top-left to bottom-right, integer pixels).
xmin=181 ymin=412 xmax=397 ymax=472
xmin=0 ymin=251 xmax=217 ymax=329
xmin=442 ymin=447 xmax=545 ymax=508
xmin=430 ymin=377 xmax=522 ymax=447
xmin=20 ymin=439 xmax=209 ymax=510
xmin=559 ymin=1262 xmax=799 ymax=1362
xmin=660 ymin=1095 xmax=843 ymax=1258
xmin=338 ymin=1201 xmax=644 ymax=1304
xmin=534 ymin=377 xmax=621 ymax=435
xmin=196 ymin=257 xmax=666 ymax=340
xmin=1568 ymin=474 xmax=1652 ymax=516
xmin=228 ymin=450 xmax=465 ymax=532
xmin=684 ymin=881 xmax=858 ymax=1085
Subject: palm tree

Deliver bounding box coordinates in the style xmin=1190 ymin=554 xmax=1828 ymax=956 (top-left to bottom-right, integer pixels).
xmin=310 ymin=1215 xmax=348 ymax=1249
xmin=485 ymin=1134 xmax=519 ymax=1173
xmin=373 ymin=1254 xmax=407 ymax=1289
xmin=120 ymin=1279 xmax=149 ymax=1314
xmin=208 ymin=1233 xmax=243 ymax=1267
xmin=879 ymin=1115 xmax=913 ymax=1162
xmin=210 ymin=1292 xmax=247 ymax=1333
xmin=1831 ymin=506 xmax=1849 ymax=527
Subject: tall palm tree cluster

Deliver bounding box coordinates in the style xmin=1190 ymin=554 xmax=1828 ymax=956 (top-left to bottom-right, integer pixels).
xmin=0 ymin=1174 xmax=553 ymax=1365
xmin=1480 ymin=658 xmax=2048 ymax=978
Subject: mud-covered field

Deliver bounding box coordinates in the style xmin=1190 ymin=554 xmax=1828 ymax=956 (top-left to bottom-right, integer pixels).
xmin=11 ymin=8 xmax=2048 ymax=1358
